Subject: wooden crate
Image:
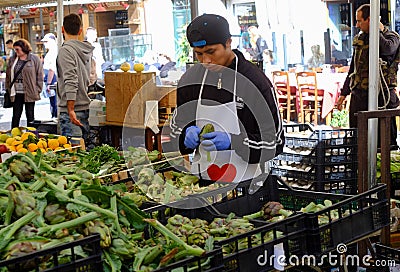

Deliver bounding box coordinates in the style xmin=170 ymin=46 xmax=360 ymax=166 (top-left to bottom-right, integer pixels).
xmin=105 ymin=71 xmax=157 ymax=126
xmin=157 ymin=86 xmax=176 ymax=108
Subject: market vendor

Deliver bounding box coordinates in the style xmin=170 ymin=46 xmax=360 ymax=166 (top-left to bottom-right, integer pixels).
xmin=169 ymin=14 xmax=284 ymax=183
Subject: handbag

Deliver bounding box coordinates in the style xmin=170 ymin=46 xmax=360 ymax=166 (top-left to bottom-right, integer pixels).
xmin=3 ymin=92 xmax=12 ymax=108
xmin=3 ymin=60 xmax=28 ymax=108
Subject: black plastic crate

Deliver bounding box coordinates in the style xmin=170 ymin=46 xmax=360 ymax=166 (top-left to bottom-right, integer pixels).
xmin=142 ymin=204 xmax=243 ymax=272
xmin=152 ymin=248 xmax=224 ymax=272
xmin=270 ymin=160 xmax=357 ymax=181
xmin=211 ymin=177 xmax=389 ymax=259
xmin=142 ymin=179 xmax=307 ymax=272
xmin=375 ymin=243 xmax=400 ymax=263
xmin=305 ymin=184 xmax=389 ymax=256
xmin=0 ymin=234 xmax=102 ymax=272
xmin=216 ymin=213 xmax=307 ymax=272
xmin=283 ymin=124 xmax=357 ymax=149
xmin=200 ymin=174 xmax=278 ymax=217
xmin=376 ymin=172 xmax=400 ymax=199
xmin=280 ymin=176 xmax=357 ymax=194
xmin=277 ymin=145 xmax=357 ymax=165
xmin=390 ymin=172 xmax=400 ymax=198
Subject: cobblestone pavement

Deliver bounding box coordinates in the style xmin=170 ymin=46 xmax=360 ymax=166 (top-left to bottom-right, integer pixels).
xmin=0 ymin=97 xmax=51 ymax=131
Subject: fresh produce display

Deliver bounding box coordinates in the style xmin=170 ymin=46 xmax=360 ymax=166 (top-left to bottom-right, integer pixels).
xmin=135 ymin=168 xmax=223 ymax=204
xmin=0 ymin=127 xmax=75 ymax=154
xmin=0 ymin=143 xmax=388 ymax=272
xmin=0 ymin=144 xmax=244 ymax=271
xmin=242 ymin=199 xmax=358 ymax=226
xmin=0 ymin=152 xmax=220 ymax=271
xmin=329 ymin=110 xmax=349 ymax=128
xmin=157 ymin=212 xmax=275 ymax=256
xmin=78 ymin=145 xmax=161 ymax=177
xmin=243 ymin=201 xmax=292 ymax=221
xmin=376 ymin=151 xmax=400 ymax=178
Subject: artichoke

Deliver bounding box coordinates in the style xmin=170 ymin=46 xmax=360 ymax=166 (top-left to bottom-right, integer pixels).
xmin=199 ymin=123 xmax=215 ymax=141
xmin=84 ymin=220 xmax=112 ymax=248
xmin=9 ymin=160 xmax=35 ymax=182
xmin=44 ymin=204 xmax=69 ymax=225
xmin=165 ymin=215 xmax=194 ymax=242
xmin=261 ymin=201 xmax=291 ymax=220
xmin=136 ymin=168 xmax=154 ymax=185
xmin=15 ymin=225 xmax=39 ymax=240
xmin=187 ymin=227 xmax=209 ymax=247
xmin=12 ymin=190 xmax=36 ymax=218
xmin=3 ymin=238 xmax=49 ymax=271
xmin=122 ymin=192 xmax=147 ymax=207
xmin=110 ymin=238 xmax=138 ymax=259
xmin=191 ymin=218 xmax=208 ymax=229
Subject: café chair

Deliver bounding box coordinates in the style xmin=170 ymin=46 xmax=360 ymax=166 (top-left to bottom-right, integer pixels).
xmin=296 ymin=71 xmax=323 ymax=125
xmin=272 ymin=71 xmax=296 ymax=123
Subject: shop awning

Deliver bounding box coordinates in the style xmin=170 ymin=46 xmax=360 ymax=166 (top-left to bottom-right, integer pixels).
xmin=0 ymin=0 xmax=128 ymax=9
xmin=0 ymin=0 xmax=54 ymax=9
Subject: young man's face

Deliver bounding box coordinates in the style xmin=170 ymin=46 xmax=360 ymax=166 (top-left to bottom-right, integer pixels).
xmin=356 ymin=10 xmax=370 ymax=33
xmin=6 ymin=43 xmax=13 ymax=49
xmin=194 ymin=38 xmax=233 ymax=70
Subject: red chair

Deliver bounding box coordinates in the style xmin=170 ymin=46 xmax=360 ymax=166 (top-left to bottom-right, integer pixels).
xmin=272 ymin=71 xmax=296 ymax=123
xmin=296 ymin=71 xmax=323 ymax=125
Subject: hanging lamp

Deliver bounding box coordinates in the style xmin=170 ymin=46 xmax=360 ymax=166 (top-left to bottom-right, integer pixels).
xmin=94 ymin=3 xmax=106 ymax=12
xmin=11 ymin=11 xmax=24 ymax=24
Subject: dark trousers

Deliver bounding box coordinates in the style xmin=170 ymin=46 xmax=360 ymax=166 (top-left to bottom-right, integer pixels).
xmin=12 ymin=93 xmax=35 ymax=129
xmin=49 ymin=95 xmax=57 ymax=118
xmin=349 ymin=89 xmax=399 ymax=147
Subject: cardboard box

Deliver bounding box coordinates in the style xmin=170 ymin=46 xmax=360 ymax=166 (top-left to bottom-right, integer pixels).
xmin=105 ymin=71 xmax=156 ymax=126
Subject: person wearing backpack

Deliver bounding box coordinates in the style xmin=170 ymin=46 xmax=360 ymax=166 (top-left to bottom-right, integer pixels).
xmin=56 ymin=13 xmax=94 ymax=142
xmin=337 ymin=4 xmax=400 ymax=149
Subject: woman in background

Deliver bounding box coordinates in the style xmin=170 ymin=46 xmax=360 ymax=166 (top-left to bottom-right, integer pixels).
xmin=5 ymin=39 xmax=43 ymax=128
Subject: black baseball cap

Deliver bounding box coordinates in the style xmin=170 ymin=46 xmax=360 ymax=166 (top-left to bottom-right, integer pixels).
xmin=187 ymin=14 xmax=231 ymax=47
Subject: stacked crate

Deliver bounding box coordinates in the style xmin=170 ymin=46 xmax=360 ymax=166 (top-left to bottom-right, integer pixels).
xmin=270 ymin=124 xmax=358 ymax=194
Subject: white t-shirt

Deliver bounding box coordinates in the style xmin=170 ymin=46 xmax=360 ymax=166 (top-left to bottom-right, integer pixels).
xmin=92 ymin=42 xmax=105 ymax=79
xmin=43 ymin=49 xmax=57 ymax=72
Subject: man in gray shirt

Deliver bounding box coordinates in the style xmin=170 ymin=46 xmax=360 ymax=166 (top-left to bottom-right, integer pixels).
xmin=56 ymin=13 xmax=94 ymax=142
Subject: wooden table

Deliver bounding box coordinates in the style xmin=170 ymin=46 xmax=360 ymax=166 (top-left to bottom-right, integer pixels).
xmin=103 ymin=121 xmax=163 ymax=152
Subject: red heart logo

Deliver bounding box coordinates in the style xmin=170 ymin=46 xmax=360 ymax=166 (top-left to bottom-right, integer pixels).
xmin=207 ymin=164 xmax=237 ymax=182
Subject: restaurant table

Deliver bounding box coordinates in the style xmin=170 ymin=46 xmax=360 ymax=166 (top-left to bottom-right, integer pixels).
xmin=288 ymin=72 xmax=348 ymax=119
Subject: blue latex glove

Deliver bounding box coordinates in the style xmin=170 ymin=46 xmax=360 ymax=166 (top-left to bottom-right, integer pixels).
xmin=201 ymin=131 xmax=231 ymax=151
xmin=184 ymin=126 xmax=201 ymax=149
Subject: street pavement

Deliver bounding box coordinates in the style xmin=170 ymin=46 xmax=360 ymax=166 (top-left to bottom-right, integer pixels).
xmin=0 ymin=94 xmax=52 ymax=131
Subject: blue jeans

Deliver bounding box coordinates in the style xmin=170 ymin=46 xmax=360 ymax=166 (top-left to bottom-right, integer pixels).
xmin=59 ymin=110 xmax=89 ymax=144
xmin=49 ymin=95 xmax=57 ymax=118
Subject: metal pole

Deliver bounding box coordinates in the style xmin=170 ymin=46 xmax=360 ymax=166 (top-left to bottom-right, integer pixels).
xmin=283 ymin=33 xmax=287 ymax=71
xmin=300 ymin=30 xmax=304 ymax=65
xmin=57 ymin=0 xmax=64 ymax=49
xmin=368 ymin=1 xmax=380 ymax=188
xmin=190 ymin=0 xmax=198 ymax=20
xmin=39 ymin=8 xmax=44 ymax=40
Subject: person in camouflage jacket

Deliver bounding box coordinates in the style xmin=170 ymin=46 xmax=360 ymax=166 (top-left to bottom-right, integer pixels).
xmin=337 ymin=4 xmax=400 ymax=148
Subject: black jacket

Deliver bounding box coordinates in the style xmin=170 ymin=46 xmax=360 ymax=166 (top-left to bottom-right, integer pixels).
xmin=169 ymin=49 xmax=284 ymax=164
